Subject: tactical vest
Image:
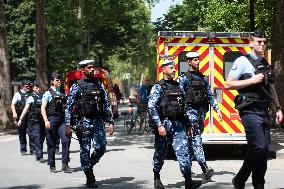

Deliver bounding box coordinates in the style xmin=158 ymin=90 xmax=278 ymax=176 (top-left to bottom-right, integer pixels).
xmin=238 ymin=55 xmax=274 ymax=101
xmin=183 ymin=71 xmax=209 ymax=107
xmin=77 ymin=78 xmax=104 ymax=118
xmin=15 ymin=91 xmax=31 ymax=118
xmin=29 ymin=93 xmax=43 ymax=121
xmin=47 ymin=88 xmax=66 ymax=117
xmin=158 ymin=79 xmax=184 ymax=119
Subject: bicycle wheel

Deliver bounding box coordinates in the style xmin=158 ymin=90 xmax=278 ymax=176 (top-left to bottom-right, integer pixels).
xmin=123 ymin=113 xmax=134 ymax=134
xmin=136 ymin=112 xmax=147 ymax=135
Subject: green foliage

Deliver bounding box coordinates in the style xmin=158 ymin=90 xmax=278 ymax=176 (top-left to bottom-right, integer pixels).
xmin=5 ymin=0 xmax=158 ymax=82
xmin=5 ymin=0 xmax=36 ymax=81
xmin=154 ymin=0 xmax=275 ymax=45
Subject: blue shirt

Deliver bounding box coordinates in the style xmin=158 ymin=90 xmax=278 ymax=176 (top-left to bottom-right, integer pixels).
xmin=26 ymin=92 xmax=43 ymax=105
xmin=12 ymin=89 xmax=31 ymax=105
xmin=42 ymin=87 xmax=61 ymax=104
xmin=228 ymin=52 xmax=262 ymax=80
xmin=137 ymin=84 xmax=149 ymax=104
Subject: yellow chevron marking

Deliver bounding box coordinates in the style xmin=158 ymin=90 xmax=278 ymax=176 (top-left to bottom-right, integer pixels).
xmin=178 ymin=37 xmax=189 ymax=43
xmin=214 ymin=71 xmax=225 ymax=86
xmin=220 ymin=38 xmax=230 ymax=44
xmin=159 ymin=72 xmax=163 ymax=80
xmin=192 ymin=38 xmax=203 ymax=44
xmin=158 ymin=43 xmax=165 ymax=53
xmin=199 ymin=54 xmax=209 ymax=69
xmin=235 ymin=39 xmax=244 ymax=43
xmin=214 ymin=53 xmax=224 ymax=69
xmin=184 ymin=46 xmax=195 ymax=51
xmin=168 ymin=46 xmax=180 ymax=56
xmin=228 ymin=46 xmax=239 ymax=51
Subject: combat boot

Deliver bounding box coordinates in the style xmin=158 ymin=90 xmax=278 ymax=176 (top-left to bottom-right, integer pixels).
xmin=50 ymin=166 xmax=57 ymax=173
xmin=200 ymin=162 xmax=214 ymax=180
xmin=185 ymin=174 xmax=202 ymax=189
xmin=85 ymin=169 xmax=98 ymax=188
xmin=62 ymin=163 xmax=73 ymax=173
xmin=154 ymin=172 xmax=164 ymax=189
xmin=232 ymin=176 xmax=245 ymax=189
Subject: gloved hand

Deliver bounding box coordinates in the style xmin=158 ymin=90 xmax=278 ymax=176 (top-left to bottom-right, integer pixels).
xmin=65 ymin=125 xmax=72 ymax=139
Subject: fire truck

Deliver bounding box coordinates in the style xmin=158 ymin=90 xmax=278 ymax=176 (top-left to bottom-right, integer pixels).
xmin=157 ymin=31 xmax=254 ymax=144
xmin=65 ymin=68 xmax=119 ymax=118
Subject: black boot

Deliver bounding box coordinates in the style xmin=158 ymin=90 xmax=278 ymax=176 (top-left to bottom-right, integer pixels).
xmin=62 ymin=163 xmax=73 ymax=173
xmin=154 ymin=172 xmax=164 ymax=189
xmin=232 ymin=176 xmax=245 ymax=189
xmin=85 ymin=169 xmax=98 ymax=188
xmin=185 ymin=174 xmax=202 ymax=189
xmin=200 ymin=162 xmax=214 ymax=180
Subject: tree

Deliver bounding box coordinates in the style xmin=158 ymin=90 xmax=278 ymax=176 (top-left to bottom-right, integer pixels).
xmin=36 ymin=0 xmax=48 ymax=89
xmin=272 ymin=0 xmax=284 ymax=126
xmin=0 ymin=0 xmax=13 ymax=128
xmin=5 ymin=0 xmax=36 ymax=81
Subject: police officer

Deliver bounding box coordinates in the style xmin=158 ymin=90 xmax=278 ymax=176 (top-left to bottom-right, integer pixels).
xmin=225 ymin=29 xmax=283 ymax=189
xmin=65 ymin=60 xmax=114 ymax=188
xmin=41 ymin=72 xmax=73 ymax=173
xmin=11 ymin=80 xmax=34 ymax=156
xmin=177 ymin=51 xmax=222 ymax=180
xmin=18 ymin=80 xmax=45 ymax=163
xmin=148 ymin=59 xmax=202 ymax=189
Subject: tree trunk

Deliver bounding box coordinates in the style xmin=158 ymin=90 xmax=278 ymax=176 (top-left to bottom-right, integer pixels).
xmin=36 ymin=0 xmax=48 ymax=89
xmin=272 ymin=0 xmax=284 ymax=125
xmin=0 ymin=0 xmax=13 ymax=128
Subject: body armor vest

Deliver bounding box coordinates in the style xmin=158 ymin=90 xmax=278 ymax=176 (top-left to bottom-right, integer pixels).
xmin=47 ymin=88 xmax=66 ymax=117
xmin=238 ymin=55 xmax=274 ymax=101
xmin=15 ymin=91 xmax=31 ymax=119
xmin=183 ymin=71 xmax=209 ymax=107
xmin=77 ymin=78 xmax=104 ymax=118
xmin=29 ymin=93 xmax=43 ymax=121
xmin=158 ymin=79 xmax=184 ymax=118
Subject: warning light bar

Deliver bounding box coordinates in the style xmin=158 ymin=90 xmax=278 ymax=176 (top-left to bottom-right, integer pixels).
xmin=158 ymin=31 xmax=253 ymax=38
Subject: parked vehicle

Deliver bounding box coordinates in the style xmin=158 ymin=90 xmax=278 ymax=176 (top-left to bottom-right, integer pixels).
xmin=65 ymin=68 xmax=119 ymax=118
xmin=156 ymin=31 xmax=254 ymax=144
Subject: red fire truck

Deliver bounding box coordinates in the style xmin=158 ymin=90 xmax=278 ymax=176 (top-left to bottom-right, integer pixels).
xmin=65 ymin=68 xmax=118 ymax=118
xmin=157 ymin=31 xmax=254 ymax=144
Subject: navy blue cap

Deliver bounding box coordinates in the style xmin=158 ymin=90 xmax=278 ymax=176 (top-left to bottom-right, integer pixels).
xmin=22 ymin=80 xmax=31 ymax=86
xmin=51 ymin=71 xmax=62 ymax=79
xmin=32 ymin=80 xmax=41 ymax=87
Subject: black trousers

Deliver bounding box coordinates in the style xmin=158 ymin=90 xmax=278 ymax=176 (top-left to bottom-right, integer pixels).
xmin=236 ymin=108 xmax=271 ymax=187
xmin=45 ymin=116 xmax=70 ymax=167
xmin=18 ymin=118 xmax=34 ymax=153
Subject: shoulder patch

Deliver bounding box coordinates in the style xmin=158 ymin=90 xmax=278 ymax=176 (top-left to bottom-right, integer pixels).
xmin=232 ymin=64 xmax=237 ymax=70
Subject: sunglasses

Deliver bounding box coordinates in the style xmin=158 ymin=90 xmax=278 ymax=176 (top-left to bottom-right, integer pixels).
xmin=55 ymin=78 xmax=62 ymax=82
xmin=256 ymin=40 xmax=267 ymax=45
xmin=86 ymin=65 xmax=94 ymax=69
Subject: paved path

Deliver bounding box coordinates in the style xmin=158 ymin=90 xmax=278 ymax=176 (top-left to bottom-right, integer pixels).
xmin=1 ymin=107 xmax=284 ymax=188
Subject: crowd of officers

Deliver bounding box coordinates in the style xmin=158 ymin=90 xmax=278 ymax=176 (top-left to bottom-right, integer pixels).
xmin=10 ymin=28 xmax=283 ymax=189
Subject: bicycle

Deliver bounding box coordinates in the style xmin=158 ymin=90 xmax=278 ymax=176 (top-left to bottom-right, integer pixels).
xmin=122 ymin=103 xmax=150 ymax=135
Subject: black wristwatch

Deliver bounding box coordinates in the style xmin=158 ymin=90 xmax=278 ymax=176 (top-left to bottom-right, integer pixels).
xmin=276 ymin=107 xmax=282 ymax=112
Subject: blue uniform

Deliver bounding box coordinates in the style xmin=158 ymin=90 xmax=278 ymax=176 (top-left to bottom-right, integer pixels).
xmin=177 ymin=71 xmax=219 ymax=165
xmin=228 ymin=53 xmax=271 ymax=188
xmin=148 ymin=79 xmax=192 ymax=176
xmin=12 ymin=89 xmax=34 ymax=154
xmin=42 ymin=88 xmax=70 ymax=168
xmin=65 ymin=78 xmax=113 ymax=172
xmin=26 ymin=92 xmax=45 ymax=159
